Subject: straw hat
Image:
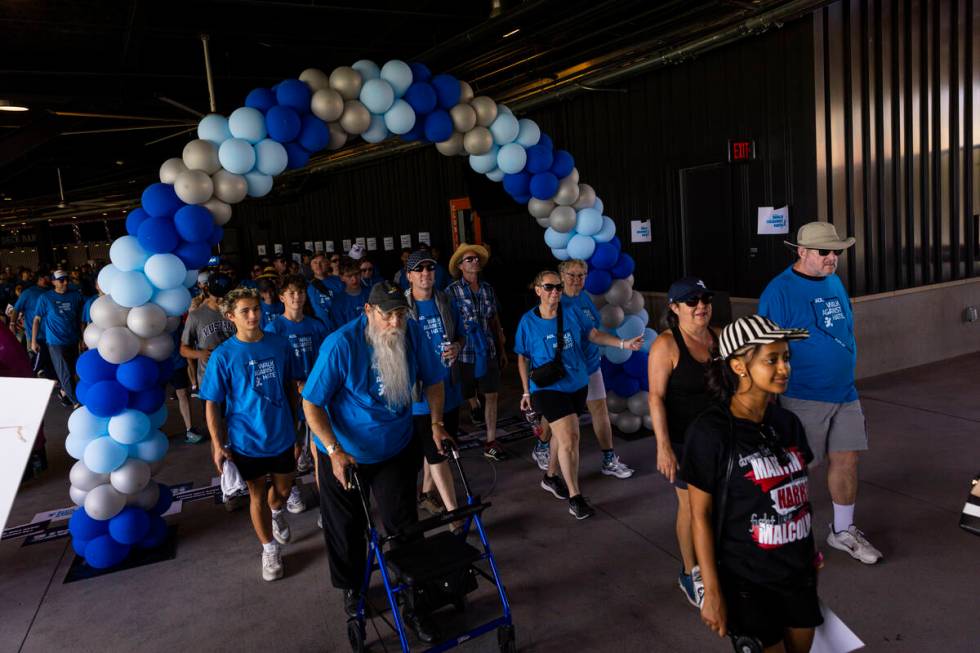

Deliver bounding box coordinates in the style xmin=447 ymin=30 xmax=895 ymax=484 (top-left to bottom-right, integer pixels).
xmin=448 ymin=243 xmax=489 ymax=277
xmin=783 ymin=221 xmax=856 ymax=250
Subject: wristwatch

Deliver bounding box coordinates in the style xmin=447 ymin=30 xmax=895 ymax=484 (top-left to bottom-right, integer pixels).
xmin=325 ymin=442 xmax=342 ymax=456
xmin=431 ymin=420 xmax=445 ymax=427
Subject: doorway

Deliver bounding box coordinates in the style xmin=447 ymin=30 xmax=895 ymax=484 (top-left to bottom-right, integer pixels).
xmin=679 ymin=163 xmax=735 ymax=294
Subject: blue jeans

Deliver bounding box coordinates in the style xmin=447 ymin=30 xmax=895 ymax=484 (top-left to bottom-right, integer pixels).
xmin=48 ymin=344 xmax=79 ymax=405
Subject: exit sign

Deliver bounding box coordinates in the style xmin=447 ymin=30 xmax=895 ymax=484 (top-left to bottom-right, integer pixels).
xmin=728 ymin=139 xmax=755 ymax=162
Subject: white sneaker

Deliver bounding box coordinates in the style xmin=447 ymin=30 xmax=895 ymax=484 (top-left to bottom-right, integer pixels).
xmin=262 ymin=546 xmax=283 ymax=581
xmin=601 ymin=455 xmax=634 ymax=479
xmin=272 ymin=510 xmax=291 ymax=544
xmin=296 ymin=443 xmax=313 ymax=474
xmin=531 ymin=443 xmax=550 ymax=471
xmin=826 ymin=524 xmax=882 ymax=564
xmin=286 ymin=486 xmax=306 ymax=514
xmin=691 ymin=565 xmax=705 ymax=608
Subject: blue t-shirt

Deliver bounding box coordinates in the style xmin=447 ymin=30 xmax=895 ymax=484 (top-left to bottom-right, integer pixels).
xmin=307 ymin=280 xmax=336 ymax=331
xmin=264 ymin=315 xmax=329 ymax=381
xmin=82 ymin=294 xmax=98 ymax=324
xmin=561 ymin=293 xmax=601 ymax=374
xmin=758 ymin=266 xmax=858 ymax=403
xmin=14 ymin=285 xmax=48 ymax=342
xmin=329 ymin=287 xmax=371 ymax=327
xmin=199 ymin=333 xmax=298 ymax=457
xmin=514 ymin=306 xmax=592 ymax=393
xmin=302 ymin=315 xmax=443 ymax=464
xmin=260 ymin=300 xmax=284 ymax=328
xmin=411 ymin=299 xmax=463 ymax=415
xmin=323 ymin=275 xmax=344 ymax=292
xmin=34 ymin=290 xmax=83 ymax=346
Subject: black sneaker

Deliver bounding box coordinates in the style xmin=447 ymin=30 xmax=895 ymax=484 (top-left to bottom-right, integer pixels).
xmin=568 ymin=495 xmax=596 ymax=520
xmin=483 ymin=442 xmax=508 ymax=461
xmin=540 ymin=474 xmax=569 ymax=500
xmin=343 ymin=589 xmax=361 ymax=618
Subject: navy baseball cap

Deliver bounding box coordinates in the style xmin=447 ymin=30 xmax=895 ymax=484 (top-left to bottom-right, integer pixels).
xmin=667 ymin=276 xmax=713 ymax=303
xmin=406 ymin=250 xmax=436 ymax=271
xmin=206 ymin=273 xmax=235 ymax=298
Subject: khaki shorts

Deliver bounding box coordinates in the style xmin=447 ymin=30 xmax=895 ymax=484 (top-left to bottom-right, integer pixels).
xmin=779 ymin=396 xmax=869 ymax=465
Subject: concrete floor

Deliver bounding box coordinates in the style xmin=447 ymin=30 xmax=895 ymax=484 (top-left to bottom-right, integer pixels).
xmin=2 ymin=353 xmax=979 ymax=653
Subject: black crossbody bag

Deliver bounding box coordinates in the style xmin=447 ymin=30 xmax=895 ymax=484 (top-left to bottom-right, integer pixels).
xmin=529 ymin=305 xmax=567 ymax=387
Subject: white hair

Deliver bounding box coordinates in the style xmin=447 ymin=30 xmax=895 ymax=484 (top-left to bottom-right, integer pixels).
xmin=365 ymin=319 xmax=412 ymax=411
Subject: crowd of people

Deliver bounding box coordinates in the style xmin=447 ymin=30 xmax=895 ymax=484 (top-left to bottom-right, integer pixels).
xmin=2 ymin=220 xmax=885 ymax=652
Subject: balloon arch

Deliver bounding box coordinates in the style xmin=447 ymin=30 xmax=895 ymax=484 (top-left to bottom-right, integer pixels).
xmin=64 ymin=59 xmax=655 ymax=568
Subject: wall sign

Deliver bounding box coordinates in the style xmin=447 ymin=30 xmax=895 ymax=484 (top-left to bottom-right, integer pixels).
xmin=728 ymin=139 xmax=756 ymax=162
xmin=757 ymin=205 xmax=789 ymax=235
xmin=383 ymin=237 xmax=394 ymax=251
xmin=630 ymin=220 xmax=652 ymax=243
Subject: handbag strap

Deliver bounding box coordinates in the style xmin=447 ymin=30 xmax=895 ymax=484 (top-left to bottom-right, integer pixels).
xmin=554 ymin=303 xmax=564 ymax=361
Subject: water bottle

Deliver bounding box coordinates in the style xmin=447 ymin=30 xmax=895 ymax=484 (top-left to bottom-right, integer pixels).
xmin=440 ymin=333 xmax=452 ymax=367
xmin=523 ymin=406 xmax=543 ymax=438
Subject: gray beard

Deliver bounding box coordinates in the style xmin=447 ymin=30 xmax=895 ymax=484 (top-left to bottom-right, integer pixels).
xmin=366 ymin=322 xmax=412 ymax=411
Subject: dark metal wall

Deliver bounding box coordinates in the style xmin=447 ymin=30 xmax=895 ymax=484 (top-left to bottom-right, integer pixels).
xmin=815 ymin=0 xmax=980 ymax=295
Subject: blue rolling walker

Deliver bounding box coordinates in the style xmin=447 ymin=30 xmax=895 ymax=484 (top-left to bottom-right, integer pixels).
xmin=345 ymin=441 xmax=515 ymax=652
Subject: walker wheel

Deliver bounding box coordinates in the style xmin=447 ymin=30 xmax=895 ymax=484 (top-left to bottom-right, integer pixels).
xmin=497 ymin=624 xmax=516 ymax=653
xmin=347 ymin=617 xmax=366 ymax=652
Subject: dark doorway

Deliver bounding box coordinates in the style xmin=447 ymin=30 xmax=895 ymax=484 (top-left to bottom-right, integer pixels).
xmin=679 ymin=163 xmax=735 ymax=293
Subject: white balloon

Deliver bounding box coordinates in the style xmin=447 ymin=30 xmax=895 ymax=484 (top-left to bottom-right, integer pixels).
xmin=84 ymin=483 xmax=127 ymax=520
xmin=97 ymin=326 xmax=141 ymax=364
xmin=203 ymin=197 xmax=232 ymax=226
xmin=126 ymin=303 xmax=168 ymax=338
xmin=606 ymin=391 xmax=627 ymax=414
xmin=182 ymin=139 xmax=222 ymax=174
xmin=128 ymin=480 xmax=160 ymax=510
xmin=159 ymin=157 xmax=187 ymax=184
xmin=165 ymin=316 xmax=182 ymax=332
xmin=617 ymin=412 xmax=642 ymax=434
xmin=110 ymin=458 xmax=152 ymax=495
xmin=83 ymin=323 xmax=103 ymax=350
xmin=573 ymin=184 xmax=597 ymax=210
xmin=528 ymin=198 xmax=556 ymax=220
xmin=140 ymin=333 xmax=174 ymax=362
xmin=627 ymin=391 xmax=650 ymax=416
xmin=553 ymin=175 xmax=580 ymax=206
xmin=174 ymin=169 xmax=214 ymax=205
xmin=90 ymin=295 xmax=130 ymax=329
xmin=211 ymin=170 xmax=248 ymax=204
xmin=642 ymin=414 xmax=654 ymax=430
xmin=299 ymin=67 xmax=330 ymax=91
xmin=69 ymin=459 xmax=110 ymax=491
xmin=69 ymin=486 xmax=88 ymax=506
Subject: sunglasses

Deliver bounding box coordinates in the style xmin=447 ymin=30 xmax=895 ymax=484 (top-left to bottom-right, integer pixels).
xmin=681 ymin=293 xmax=713 ymax=307
xmin=538 ymin=283 xmax=564 ymax=293
xmin=461 ymin=256 xmax=480 ymax=264
xmin=812 ymin=248 xmax=843 ymax=257
xmin=412 ymin=264 xmax=436 ymax=272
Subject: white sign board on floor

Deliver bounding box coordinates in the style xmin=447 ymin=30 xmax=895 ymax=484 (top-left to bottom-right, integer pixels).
xmin=0 ymin=378 xmax=55 ymax=531
xmin=811 ymin=600 xmax=864 ymax=653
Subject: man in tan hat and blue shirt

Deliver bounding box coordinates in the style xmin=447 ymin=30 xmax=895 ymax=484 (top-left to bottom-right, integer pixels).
xmin=758 ymin=221 xmax=883 ymax=565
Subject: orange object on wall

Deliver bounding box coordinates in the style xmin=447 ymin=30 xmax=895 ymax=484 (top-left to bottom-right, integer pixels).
xmin=449 ymin=197 xmax=482 ymax=249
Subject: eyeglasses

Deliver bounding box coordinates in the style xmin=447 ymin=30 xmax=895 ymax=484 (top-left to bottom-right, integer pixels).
xmin=538 ymin=283 xmax=564 ymax=293
xmin=360 ymin=266 xmax=374 ymax=274
xmin=374 ymin=307 xmax=407 ymax=322
xmin=412 ymin=264 xmax=436 ymax=272
xmin=813 ymin=248 xmax=843 ymax=257
xmin=461 ymin=256 xmax=480 ymax=264
xmin=681 ymin=293 xmax=713 ymax=307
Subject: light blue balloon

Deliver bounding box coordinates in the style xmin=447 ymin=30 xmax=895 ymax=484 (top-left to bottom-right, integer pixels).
xmin=489 ymin=111 xmax=519 ymax=145
xmin=516 ymin=119 xmax=541 ymax=147
xmin=66 ymin=430 xmax=102 ymax=460
xmin=198 ymin=114 xmax=232 ymax=145
xmin=567 ymin=234 xmax=596 ymax=260
xmin=617 ymin=315 xmax=645 ymax=340
xmin=383 ymin=99 xmax=416 ymax=134
xmin=253 ymin=139 xmax=288 ymax=176
xmin=381 ymin=60 xmax=413 ymax=97
xmin=97 ymin=264 xmax=120 ymax=294
xmin=84 ymin=435 xmax=129 ymax=473
xmin=111 ymin=270 xmax=154 ymax=308
xmin=245 ymin=171 xmax=273 ymax=198
xmin=362 ymin=115 xmax=390 ymax=143
xmin=604 ymin=345 xmax=632 ymax=364
xmin=469 ymin=146 xmax=499 ymax=174
xmin=130 ymin=430 xmax=169 ymax=463
xmin=593 ymin=217 xmax=617 ymax=243
xmin=109 ymin=235 xmax=149 ymax=272
xmin=633 ymin=308 xmax=650 ymax=327
xmin=575 ymin=208 xmax=603 ymax=236
xmin=152 ymin=286 xmax=192 ymax=317
xmin=148 ymin=405 xmax=167 ymax=430
xmin=228 ymin=107 xmax=267 ymax=144
xmin=68 ymin=406 xmax=110 ymax=437
xmin=183 ymin=268 xmax=198 ymax=288
xmin=594 ymin=197 xmax=604 ymax=214
xmin=218 ymin=138 xmax=256 ymax=175
xmin=551 ymin=247 xmax=570 ymax=261
xmin=544 ymin=227 xmax=573 ymax=249
xmin=352 ymin=59 xmax=381 ymax=81
xmin=640 ymin=328 xmax=658 ymax=353
xmin=360 ymin=78 xmax=395 ymax=114
xmin=143 ymin=253 xmax=187 ymax=290
xmin=496 ymin=143 xmax=527 ymax=175
xmin=486 ymin=168 xmax=505 ymax=182
xmin=108 ymin=409 xmax=152 ymax=445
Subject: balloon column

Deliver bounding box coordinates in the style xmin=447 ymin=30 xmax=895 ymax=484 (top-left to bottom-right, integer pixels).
xmin=68 ymin=58 xmax=653 ymax=568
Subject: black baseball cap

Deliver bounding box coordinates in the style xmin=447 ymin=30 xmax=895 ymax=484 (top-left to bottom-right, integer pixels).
xmin=406 ymin=250 xmax=436 ymax=271
xmin=367 ymin=281 xmax=409 ymax=313
xmin=667 ymin=276 xmax=713 ymax=303
xmin=206 ymin=273 xmax=234 ymax=298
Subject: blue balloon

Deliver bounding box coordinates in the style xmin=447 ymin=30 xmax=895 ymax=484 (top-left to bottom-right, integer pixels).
xmin=129 ymin=386 xmax=165 ymax=414
xmin=77 ymin=350 xmax=117 ymax=384
xmin=516 ymin=119 xmax=541 ymax=147
xmin=551 ymin=247 xmax=570 ymax=261
xmin=544 ymin=227 xmax=573 ymax=249
xmin=109 ymin=507 xmax=151 ymax=545
xmin=585 ymin=269 xmax=613 ymax=295
xmin=108 ymin=408 xmax=151 ymax=445
xmin=83 ymin=435 xmax=129 ymax=473
xmin=173 ymin=240 xmax=211 ymax=271
xmin=617 ymin=315 xmax=645 ymax=340
xmin=174 ymin=205 xmax=213 ymax=243
xmin=131 ymin=430 xmax=169 ymax=463
xmin=611 ymin=373 xmax=639 ymax=396
xmin=109 ymin=235 xmax=149 ymax=272
xmin=116 ymin=356 xmax=159 ymax=393
xmin=380 ymin=60 xmax=413 ymax=97
xmin=640 ymin=328 xmax=657 ymax=353
xmin=594 ymin=197 xmax=605 ymax=214
xmin=360 ymin=78 xmax=395 ymax=114
xmin=496 ymin=143 xmax=527 ymax=175
xmin=538 ymin=133 xmax=554 ymax=151
xmin=530 ymin=172 xmax=559 ymax=200
xmin=139 ymin=515 xmax=168 ymax=549
xmin=638 ymin=375 xmax=650 ymax=392
xmin=265 ymin=105 xmax=301 ymax=142
xmin=404 ymin=82 xmax=436 ymax=115
xmin=298 ymin=114 xmax=329 ymax=152
xmin=111 ymin=270 xmax=154 ymax=308
xmin=361 ymin=115 xmax=390 ymax=143
xmin=147 ymin=405 xmax=167 ymax=430
xmin=431 ymin=73 xmax=461 ymax=109
xmin=275 ymin=79 xmax=311 ymax=112
xmin=576 ymin=208 xmax=603 ymax=236
xmin=486 ymin=168 xmax=505 ymax=182
xmin=503 ymin=172 xmax=531 ymax=197
xmin=228 ymin=107 xmax=267 ymax=144
xmin=66 ymin=429 xmax=100 ymax=459
xmin=84 ymin=535 xmax=130 ymax=569
xmin=469 ymin=147 xmax=499 ymax=174
xmin=153 ymin=484 xmax=174 ymax=516
xmin=604 ymin=345 xmax=632 ymax=365
xmin=399 ymin=120 xmax=426 ymax=143
xmin=125 ymin=208 xmax=150 ymax=236
xmin=137 ymin=217 xmax=178 ymax=254
xmin=72 ymin=536 xmax=90 ymax=557
xmin=423 ymin=109 xmax=453 ymax=142
xmin=489 ymin=111 xmax=520 ymax=145
xmin=198 ymin=114 xmax=233 ymax=144
xmin=284 ymin=142 xmax=310 ymax=169
xmin=69 ymin=507 xmax=109 ymax=541
xmin=594 ymin=216 xmax=617 ymax=243
xmin=254 ymin=139 xmax=288 ymax=176
xmin=513 ymin=194 xmax=531 ymax=204
xmin=551 ymin=150 xmax=575 ymax=178
xmin=408 ymin=62 xmax=431 ymax=82
xmin=383 ymin=99 xmax=416 ymax=135
xmin=623 ymin=350 xmax=648 ymax=379
xmin=589 ymin=242 xmax=619 ymax=270
xmin=245 ymin=88 xmax=276 ymax=112
xmin=208 ymin=225 xmax=224 ymax=247
xmin=525 ymin=143 xmax=554 ymax=174
xmin=76 ymin=380 xmax=91 ymax=405
xmin=152 ymin=286 xmax=192 ymax=317
xmin=352 ymin=59 xmax=381 ymax=81
xmin=567 ymin=234 xmax=596 ymax=260
xmin=245 ymin=171 xmax=273 ymax=198
xmin=68 ymin=406 xmax=109 ymax=438
xmin=218 ymin=138 xmax=256 ymax=175
xmin=611 ymin=253 xmax=636 ymax=279
xmin=141 ymin=183 xmax=182 ymax=218
xmin=609 ymin=236 xmax=622 ymax=251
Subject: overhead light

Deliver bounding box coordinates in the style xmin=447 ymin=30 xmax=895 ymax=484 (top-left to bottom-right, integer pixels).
xmin=0 ymin=99 xmax=29 ymax=112
xmin=503 ymin=28 xmax=520 ymax=38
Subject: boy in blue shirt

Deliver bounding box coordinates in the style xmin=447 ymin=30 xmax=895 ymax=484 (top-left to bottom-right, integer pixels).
xmin=31 ymin=270 xmax=82 ymax=408
xmin=257 ymin=279 xmax=284 ymax=328
xmin=307 ymin=253 xmax=337 ymax=330
xmin=200 ymin=287 xmax=301 ymax=581
xmin=328 ymin=257 xmax=371 ymax=328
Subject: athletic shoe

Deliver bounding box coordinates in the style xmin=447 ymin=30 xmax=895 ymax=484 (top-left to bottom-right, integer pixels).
xmin=418 ymin=491 xmax=445 ymax=515
xmin=601 ymin=455 xmax=634 ymax=479
xmin=826 ymin=524 xmax=883 ymax=564
xmin=470 ymin=402 xmax=485 ymax=427
xmin=678 ymin=570 xmax=700 ymax=608
xmin=190 ymin=387 xmax=200 ymax=399
xmin=262 ymin=546 xmax=283 ymax=581
xmin=272 ymin=510 xmax=291 ymax=544
xmin=531 ymin=442 xmax=550 ymax=471
xmin=484 ymin=442 xmax=509 ymax=461
xmin=223 ymin=492 xmax=247 ymax=512
xmin=568 ymin=495 xmax=596 ymax=520
xmin=692 ymin=566 xmax=705 ymax=607
xmin=286 ymin=486 xmax=306 ymax=514
xmin=540 ymin=473 xmax=570 ymax=500
xmin=296 ymin=445 xmax=313 ymax=474
xmin=184 ymin=428 xmax=205 ymax=444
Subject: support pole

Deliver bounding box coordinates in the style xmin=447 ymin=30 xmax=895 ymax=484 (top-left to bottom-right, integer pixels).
xmin=201 ymin=34 xmax=217 ymax=113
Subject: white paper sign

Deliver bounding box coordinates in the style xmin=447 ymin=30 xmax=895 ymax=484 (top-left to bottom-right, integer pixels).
xmin=0 ymin=378 xmax=55 ymax=531
xmin=257 ymin=244 xmax=267 ymax=256
xmin=400 ymin=234 xmax=412 ymax=248
xmin=325 ymin=241 xmax=335 ymax=253
xmin=757 ymin=205 xmax=789 ymax=235
xmin=314 ymin=241 xmax=324 ymax=253
xmin=342 ymin=239 xmax=352 ymax=252
xmin=383 ymin=237 xmax=395 ymax=251
xmin=291 ymin=252 xmax=301 ymax=263
xmin=366 ymin=237 xmax=378 ymax=251
xmin=418 ymin=232 xmax=431 ymax=245
xmin=810 ymin=600 xmax=864 ymax=653
xmin=30 ymin=505 xmax=76 ymax=525
xmin=303 ymin=241 xmax=313 ymax=252
xmin=630 ymin=219 xmax=651 ymax=243
xmin=273 ymin=243 xmax=283 ymax=254
xmin=355 ymin=237 xmax=366 ymax=247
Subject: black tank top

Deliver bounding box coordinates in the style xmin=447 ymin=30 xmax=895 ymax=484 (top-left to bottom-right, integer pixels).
xmin=665 ymin=326 xmax=717 ymax=444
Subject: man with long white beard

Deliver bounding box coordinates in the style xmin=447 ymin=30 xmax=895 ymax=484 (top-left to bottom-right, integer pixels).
xmin=302 ymin=281 xmax=449 ymax=644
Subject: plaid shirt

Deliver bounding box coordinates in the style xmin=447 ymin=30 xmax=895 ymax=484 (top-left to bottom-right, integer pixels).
xmin=446 ymin=278 xmax=498 ymax=362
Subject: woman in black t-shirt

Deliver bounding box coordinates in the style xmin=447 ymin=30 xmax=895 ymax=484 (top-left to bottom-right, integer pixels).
xmin=681 ymin=315 xmax=822 ymax=653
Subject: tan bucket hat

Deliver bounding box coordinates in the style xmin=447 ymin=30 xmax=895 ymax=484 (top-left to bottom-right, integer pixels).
xmin=783 ymin=221 xmax=856 ymax=250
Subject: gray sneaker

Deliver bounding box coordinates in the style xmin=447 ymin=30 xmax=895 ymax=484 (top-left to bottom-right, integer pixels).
xmin=601 ymin=455 xmax=634 ymax=479
xmin=531 ymin=442 xmax=550 ymax=471
xmin=286 ymin=486 xmax=305 ymax=514
xmin=827 ymin=524 xmax=882 ymax=564
xmin=272 ymin=510 xmax=291 ymax=544
xmin=262 ymin=546 xmax=283 ymax=581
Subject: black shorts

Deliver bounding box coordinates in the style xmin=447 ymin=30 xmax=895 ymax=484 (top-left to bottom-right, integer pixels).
xmin=231 ymin=446 xmax=296 ymax=482
xmin=532 ymin=386 xmax=588 ymax=423
xmin=413 ymin=408 xmax=460 ymax=465
xmin=720 ymin=569 xmax=823 ymax=648
xmin=670 ymin=440 xmax=688 ymax=490
xmin=460 ymin=359 xmax=501 ymax=397
xmin=169 ymin=366 xmax=190 ymax=391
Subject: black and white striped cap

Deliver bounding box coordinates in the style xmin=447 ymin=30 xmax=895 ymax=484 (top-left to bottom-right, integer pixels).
xmin=719 ymin=314 xmax=809 ymax=360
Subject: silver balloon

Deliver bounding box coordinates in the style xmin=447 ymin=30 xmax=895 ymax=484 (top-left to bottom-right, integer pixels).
xmin=339 ymin=100 xmax=371 ymax=135
xmin=83 ymin=323 xmax=103 ymax=350
xmin=329 ymin=66 xmax=363 ymax=100
xmin=97 ymin=326 xmax=141 ymax=364
xmin=311 ymin=88 xmax=345 ymax=122
xmin=69 ymin=485 xmax=88 ymax=506
xmin=70 ymin=459 xmax=110 ymax=491
xmin=165 ymin=316 xmax=182 ymax=332
xmin=549 ymin=205 xmax=577 ymax=233
xmin=211 ymin=170 xmax=248 ymax=204
xmin=182 ymin=139 xmax=221 ymax=174
xmin=327 ymin=122 xmax=348 ymax=150
xmin=203 ymin=197 xmax=232 ymax=226
xmin=553 ymin=175 xmax=580 ymax=206
xmin=84 ymin=483 xmax=127 ymax=520
xmin=299 ymin=67 xmax=330 ymax=91
xmin=535 ymin=215 xmax=550 ymax=228
xmin=566 ymin=167 xmax=580 ymax=185
xmin=528 ymin=198 xmax=556 ymax=220
xmin=140 ymin=333 xmax=174 ymax=362
xmin=450 ymin=103 xmax=477 ymax=133
xmin=624 ymin=290 xmax=645 ymax=315
xmin=90 ymin=295 xmax=129 ymax=329
xmin=587 ymin=292 xmax=606 ymax=309
xmin=148 ymin=459 xmax=166 ymax=475
xmin=642 ymin=414 xmax=654 ymax=430
xmin=174 ymin=169 xmax=214 ymax=205
xmin=462 ymin=126 xmax=494 ymax=155
xmin=128 ymin=480 xmax=160 ymax=510
xmin=600 ymin=304 xmax=625 ymax=329
xmin=625 ymin=274 xmax=635 ymax=286
xmin=110 ymin=458 xmax=151 ymax=495
xmin=159 ymin=157 xmax=187 ymax=184
xmin=617 ymin=412 xmax=642 ymax=434
xmin=435 ymin=133 xmax=463 ymax=156
xmin=126 ymin=303 xmax=168 ymax=339
xmin=606 ymin=390 xmax=627 ymax=414
xmin=627 ymin=390 xmax=650 ymax=416
xmin=470 ymin=96 xmax=498 ymax=127
xmin=605 ymin=279 xmax=632 ymax=307
xmin=573 ymin=184 xmax=597 ymax=210
xmin=459 ymin=80 xmax=474 ymax=103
